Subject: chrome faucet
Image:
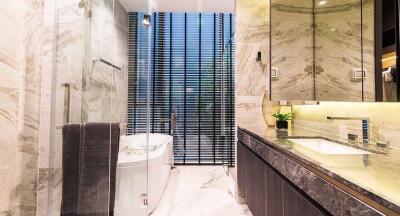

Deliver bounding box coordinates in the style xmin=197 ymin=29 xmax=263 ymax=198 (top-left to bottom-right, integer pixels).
xmin=327 ymin=116 xmax=370 ymax=144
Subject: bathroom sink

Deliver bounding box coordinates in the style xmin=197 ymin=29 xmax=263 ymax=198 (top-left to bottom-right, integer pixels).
xmin=288 ymin=138 xmax=372 ymax=155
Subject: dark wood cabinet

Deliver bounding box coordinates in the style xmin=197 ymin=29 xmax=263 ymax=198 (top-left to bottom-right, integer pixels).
xmin=237 ymin=141 xmax=330 ymax=216
xmin=282 ymin=181 xmax=328 ymax=216
xmin=266 ymin=165 xmax=283 ymax=216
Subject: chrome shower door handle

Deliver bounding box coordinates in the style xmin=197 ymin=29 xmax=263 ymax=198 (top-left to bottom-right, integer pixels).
xmin=62 ymin=83 xmax=71 ymax=124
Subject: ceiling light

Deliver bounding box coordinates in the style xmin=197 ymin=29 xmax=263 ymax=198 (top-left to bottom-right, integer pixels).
xmin=142 ymin=14 xmax=151 ymax=27
xmin=319 ymin=0 xmax=327 ymax=5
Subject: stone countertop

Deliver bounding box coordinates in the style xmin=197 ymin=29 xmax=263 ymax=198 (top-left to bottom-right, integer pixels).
xmin=238 ymin=124 xmax=400 ymax=215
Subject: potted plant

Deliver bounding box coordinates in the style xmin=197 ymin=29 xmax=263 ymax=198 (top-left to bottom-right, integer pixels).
xmin=272 ymin=112 xmax=294 ymax=129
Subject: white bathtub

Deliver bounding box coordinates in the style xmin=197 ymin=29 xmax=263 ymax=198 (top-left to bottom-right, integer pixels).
xmin=114 ymin=133 xmax=173 ymax=215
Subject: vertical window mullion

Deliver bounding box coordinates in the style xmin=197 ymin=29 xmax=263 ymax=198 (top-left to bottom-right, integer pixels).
xmin=169 ymin=13 xmax=173 ymax=134
xmin=198 ymin=13 xmax=202 ymax=164
xmin=152 ymin=13 xmax=157 ymax=133
xmin=183 ymin=13 xmax=187 ymax=164
xmin=229 ymin=14 xmax=234 ymax=166
xmin=213 ymin=13 xmax=216 ymax=164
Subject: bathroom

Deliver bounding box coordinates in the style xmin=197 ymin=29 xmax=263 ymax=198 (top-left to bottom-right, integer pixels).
xmin=0 ymin=0 xmax=399 ymax=215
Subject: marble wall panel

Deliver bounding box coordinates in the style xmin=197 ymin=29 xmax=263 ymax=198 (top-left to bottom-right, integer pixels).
xmin=0 ymin=0 xmax=45 ymax=215
xmin=15 ymin=0 xmax=44 ymax=214
xmin=235 ymin=0 xmax=270 ymax=128
xmin=0 ymin=1 xmax=25 ymax=214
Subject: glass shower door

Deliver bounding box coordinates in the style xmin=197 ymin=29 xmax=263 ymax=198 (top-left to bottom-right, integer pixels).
xmin=222 ymin=36 xmax=235 ymax=175
xmin=48 ymin=0 xmax=151 ymax=215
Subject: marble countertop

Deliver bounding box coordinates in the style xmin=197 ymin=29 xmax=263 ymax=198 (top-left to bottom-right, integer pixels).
xmin=238 ymin=124 xmax=400 ymax=214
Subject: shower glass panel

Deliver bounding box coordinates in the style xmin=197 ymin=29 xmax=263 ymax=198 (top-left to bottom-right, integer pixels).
xmin=48 ymin=0 xmax=150 ymax=215
xmin=222 ymin=35 xmax=235 ymax=175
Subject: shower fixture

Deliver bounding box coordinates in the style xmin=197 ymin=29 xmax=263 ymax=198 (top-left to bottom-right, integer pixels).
xmin=92 ymin=58 xmax=122 ymax=71
xmin=89 ymin=58 xmax=122 ymax=89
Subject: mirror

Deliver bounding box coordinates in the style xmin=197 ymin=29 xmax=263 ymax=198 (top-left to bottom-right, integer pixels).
xmin=270 ymin=0 xmax=399 ymax=102
xmin=270 ymin=0 xmax=314 ymax=101
xmin=374 ymin=0 xmax=399 ymax=102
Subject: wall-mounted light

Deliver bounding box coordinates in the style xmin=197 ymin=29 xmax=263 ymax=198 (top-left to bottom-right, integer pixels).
xmin=142 ymin=14 xmax=151 ymax=27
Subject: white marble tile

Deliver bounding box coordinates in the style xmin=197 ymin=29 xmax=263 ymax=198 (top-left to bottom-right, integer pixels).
xmin=150 ymin=166 xmax=252 ymax=216
xmin=235 ymin=0 xmax=271 ymax=130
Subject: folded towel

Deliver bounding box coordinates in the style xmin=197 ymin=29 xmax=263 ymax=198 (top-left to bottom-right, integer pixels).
xmin=61 ymin=124 xmax=83 ymax=216
xmin=77 ymin=123 xmax=120 ymax=215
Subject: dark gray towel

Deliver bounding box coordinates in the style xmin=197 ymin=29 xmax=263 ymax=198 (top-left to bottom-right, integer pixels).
xmin=61 ymin=124 xmax=83 ymax=216
xmin=77 ymin=123 xmax=120 ymax=216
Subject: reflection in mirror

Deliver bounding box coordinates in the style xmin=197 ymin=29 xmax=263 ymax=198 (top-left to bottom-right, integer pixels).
xmin=270 ymin=0 xmax=400 ymax=102
xmin=374 ymin=0 xmax=399 ymax=102
xmin=315 ymin=0 xmax=364 ymax=101
xmin=270 ymin=0 xmax=314 ymax=101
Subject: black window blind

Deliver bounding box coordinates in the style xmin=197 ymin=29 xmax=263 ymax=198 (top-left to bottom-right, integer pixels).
xmin=128 ymin=12 xmax=235 ymax=166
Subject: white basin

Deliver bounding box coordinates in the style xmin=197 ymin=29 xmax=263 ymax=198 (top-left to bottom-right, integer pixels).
xmin=288 ymin=138 xmax=371 ymax=155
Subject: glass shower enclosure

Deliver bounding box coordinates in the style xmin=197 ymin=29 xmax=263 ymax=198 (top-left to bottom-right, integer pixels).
xmin=48 ymin=0 xmax=152 ymax=215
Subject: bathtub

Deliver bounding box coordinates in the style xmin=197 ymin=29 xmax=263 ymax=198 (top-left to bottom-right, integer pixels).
xmin=114 ymin=133 xmax=173 ymax=215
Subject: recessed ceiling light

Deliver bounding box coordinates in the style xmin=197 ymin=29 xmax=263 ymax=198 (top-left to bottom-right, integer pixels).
xmin=319 ymin=0 xmax=327 ymax=5
xmin=330 ymin=28 xmax=336 ymax=31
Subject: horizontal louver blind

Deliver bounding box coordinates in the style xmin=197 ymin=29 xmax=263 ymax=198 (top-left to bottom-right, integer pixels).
xmin=128 ymin=12 xmax=235 ymax=166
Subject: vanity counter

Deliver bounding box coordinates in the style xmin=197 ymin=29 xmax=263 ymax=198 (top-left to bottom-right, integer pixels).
xmin=238 ymin=125 xmax=400 ymax=215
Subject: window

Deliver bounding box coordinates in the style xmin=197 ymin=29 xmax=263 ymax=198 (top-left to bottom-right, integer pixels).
xmin=128 ymin=12 xmax=235 ymax=165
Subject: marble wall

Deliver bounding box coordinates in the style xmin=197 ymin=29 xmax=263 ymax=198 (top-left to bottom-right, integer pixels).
xmin=292 ymin=102 xmax=400 ymax=150
xmin=0 ymin=0 xmax=44 ymax=215
xmin=235 ymin=0 xmax=270 ymax=128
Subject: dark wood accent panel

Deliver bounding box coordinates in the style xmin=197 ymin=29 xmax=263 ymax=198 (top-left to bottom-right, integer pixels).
xmin=237 ymin=141 xmax=246 ymax=198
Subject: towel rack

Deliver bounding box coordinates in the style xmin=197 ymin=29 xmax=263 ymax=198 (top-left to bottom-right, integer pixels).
xmin=56 ymin=122 xmax=127 ymax=130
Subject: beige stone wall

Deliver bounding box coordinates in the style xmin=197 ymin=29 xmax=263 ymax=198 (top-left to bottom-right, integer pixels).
xmin=0 ymin=0 xmax=44 ymax=215
xmin=235 ymin=0 xmax=270 ymax=128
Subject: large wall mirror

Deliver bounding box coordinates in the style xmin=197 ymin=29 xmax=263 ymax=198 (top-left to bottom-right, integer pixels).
xmin=270 ymin=0 xmax=399 ymax=102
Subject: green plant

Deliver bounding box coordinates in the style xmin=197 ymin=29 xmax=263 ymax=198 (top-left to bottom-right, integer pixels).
xmin=272 ymin=112 xmax=294 ymax=121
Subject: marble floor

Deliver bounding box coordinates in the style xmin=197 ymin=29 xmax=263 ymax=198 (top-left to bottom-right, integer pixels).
xmin=150 ymin=166 xmax=252 ymax=216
